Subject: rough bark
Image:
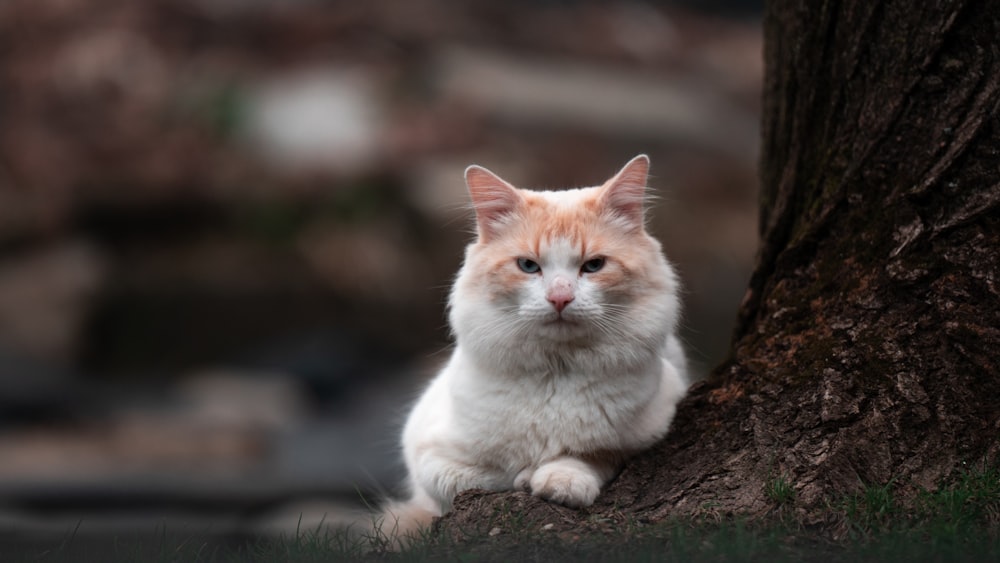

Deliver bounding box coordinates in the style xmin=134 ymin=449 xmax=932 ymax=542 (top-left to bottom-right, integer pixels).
xmin=439 ymin=0 xmax=1000 ymax=537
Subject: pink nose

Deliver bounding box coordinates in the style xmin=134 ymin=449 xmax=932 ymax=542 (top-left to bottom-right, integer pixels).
xmin=549 ymin=295 xmax=574 ymax=312
xmin=547 ymin=277 xmax=575 ymax=312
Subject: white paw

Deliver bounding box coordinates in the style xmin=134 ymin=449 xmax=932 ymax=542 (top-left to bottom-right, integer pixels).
xmin=513 ymin=467 xmax=533 ymax=492
xmin=529 ymin=462 xmax=601 ymax=508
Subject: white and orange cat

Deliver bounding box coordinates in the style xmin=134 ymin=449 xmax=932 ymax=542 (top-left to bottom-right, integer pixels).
xmin=382 ymin=155 xmax=688 ymax=540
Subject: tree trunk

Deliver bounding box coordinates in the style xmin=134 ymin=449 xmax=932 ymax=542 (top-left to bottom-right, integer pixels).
xmin=440 ymin=0 xmax=1000 ymax=535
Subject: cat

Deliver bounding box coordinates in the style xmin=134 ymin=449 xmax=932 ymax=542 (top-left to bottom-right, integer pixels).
xmin=380 ymin=154 xmax=688 ymax=542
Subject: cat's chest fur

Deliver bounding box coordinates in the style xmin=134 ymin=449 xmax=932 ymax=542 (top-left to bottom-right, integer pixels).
xmin=444 ymin=347 xmax=661 ymax=468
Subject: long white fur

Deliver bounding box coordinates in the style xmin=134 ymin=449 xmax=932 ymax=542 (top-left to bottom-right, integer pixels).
xmin=381 ymin=155 xmax=688 ymax=542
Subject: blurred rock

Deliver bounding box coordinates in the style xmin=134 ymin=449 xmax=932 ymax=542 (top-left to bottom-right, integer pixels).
xmin=50 ymin=28 xmax=168 ymax=116
xmin=176 ymin=368 xmax=310 ymax=431
xmin=296 ymin=222 xmax=434 ymax=303
xmin=0 ymin=375 xmax=289 ymax=481
xmin=0 ymin=240 xmax=106 ymax=363
xmin=432 ymin=46 xmax=759 ymax=158
xmin=607 ymin=3 xmax=680 ymax=62
xmin=243 ymin=69 xmax=385 ymax=174
xmin=0 ymin=414 xmax=265 ymax=481
xmin=687 ymin=21 xmax=764 ymax=96
xmin=0 ymin=345 xmax=78 ymax=416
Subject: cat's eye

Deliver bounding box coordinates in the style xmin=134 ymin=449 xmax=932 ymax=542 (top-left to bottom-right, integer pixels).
xmin=581 ymin=257 xmax=606 ymax=273
xmin=517 ymin=258 xmax=541 ymax=274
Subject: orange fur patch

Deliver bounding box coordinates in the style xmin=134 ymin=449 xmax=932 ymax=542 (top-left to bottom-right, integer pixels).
xmin=464 ymin=187 xmax=664 ymax=302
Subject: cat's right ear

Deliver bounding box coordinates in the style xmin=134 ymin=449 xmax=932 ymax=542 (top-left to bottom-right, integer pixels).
xmin=599 ymin=154 xmax=650 ymax=232
xmin=465 ymin=165 xmax=523 ymax=242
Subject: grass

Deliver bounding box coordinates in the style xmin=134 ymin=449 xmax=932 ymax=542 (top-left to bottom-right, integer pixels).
xmin=842 ymin=464 xmax=1000 ymax=538
xmin=12 ymin=465 xmax=1000 ymax=563
xmin=764 ymin=473 xmax=796 ymax=507
xmin=843 ymin=479 xmax=898 ymax=534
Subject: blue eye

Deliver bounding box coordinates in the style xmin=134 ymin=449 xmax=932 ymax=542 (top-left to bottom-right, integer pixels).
xmin=581 ymin=257 xmax=605 ymax=273
xmin=517 ymin=258 xmax=541 ymax=273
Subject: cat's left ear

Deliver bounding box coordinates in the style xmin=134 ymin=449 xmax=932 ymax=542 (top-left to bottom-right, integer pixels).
xmin=465 ymin=165 xmax=524 ymax=242
xmin=600 ymin=154 xmax=650 ymax=231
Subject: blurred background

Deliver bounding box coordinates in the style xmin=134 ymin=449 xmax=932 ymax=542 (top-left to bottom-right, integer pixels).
xmin=0 ymin=0 xmax=761 ymax=551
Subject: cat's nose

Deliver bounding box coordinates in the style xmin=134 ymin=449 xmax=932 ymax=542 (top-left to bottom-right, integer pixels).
xmin=547 ymin=276 xmax=575 ymax=312
xmin=548 ymin=295 xmax=574 ymax=313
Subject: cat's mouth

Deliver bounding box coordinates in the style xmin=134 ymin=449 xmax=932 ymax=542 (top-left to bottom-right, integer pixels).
xmin=537 ymin=315 xmax=592 ymax=342
xmin=544 ymin=314 xmax=578 ymax=325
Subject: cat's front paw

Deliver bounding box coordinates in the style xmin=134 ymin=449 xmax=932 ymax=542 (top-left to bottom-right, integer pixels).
xmin=529 ymin=460 xmax=601 ymax=508
xmin=513 ymin=467 xmax=534 ymax=492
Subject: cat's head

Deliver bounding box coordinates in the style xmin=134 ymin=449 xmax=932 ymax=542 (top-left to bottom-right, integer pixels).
xmin=450 ymin=155 xmax=679 ymax=354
